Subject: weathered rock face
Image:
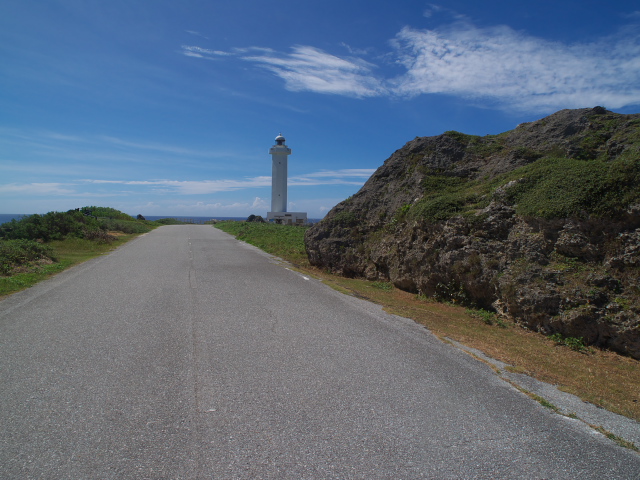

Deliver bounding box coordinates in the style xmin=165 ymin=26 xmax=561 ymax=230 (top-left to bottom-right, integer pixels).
xmin=305 ymin=107 xmax=640 ymax=359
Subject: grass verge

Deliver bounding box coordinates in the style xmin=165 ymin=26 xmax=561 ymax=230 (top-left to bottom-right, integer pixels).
xmin=215 ymin=221 xmax=640 ymax=422
xmin=214 ymin=221 xmax=309 ymax=265
xmin=0 ymin=234 xmax=139 ymax=298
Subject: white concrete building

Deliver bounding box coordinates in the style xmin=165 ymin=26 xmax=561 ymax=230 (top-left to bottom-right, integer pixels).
xmin=266 ymin=134 xmax=307 ymax=225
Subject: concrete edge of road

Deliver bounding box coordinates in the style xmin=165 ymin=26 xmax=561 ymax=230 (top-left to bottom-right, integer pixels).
xmin=230 ymin=234 xmax=640 ymax=454
xmin=445 ymin=338 xmax=640 ymax=451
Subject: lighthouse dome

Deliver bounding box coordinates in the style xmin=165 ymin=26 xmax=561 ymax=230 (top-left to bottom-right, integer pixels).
xmin=275 ymin=134 xmax=286 ymax=145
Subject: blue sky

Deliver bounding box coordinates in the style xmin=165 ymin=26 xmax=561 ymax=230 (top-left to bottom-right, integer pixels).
xmin=2 ymin=1 xmax=639 ymax=218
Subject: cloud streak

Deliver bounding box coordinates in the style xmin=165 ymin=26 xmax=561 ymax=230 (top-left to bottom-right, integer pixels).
xmin=83 ymin=177 xmax=272 ymax=195
xmin=78 ymin=168 xmax=375 ymax=195
xmin=183 ymin=18 xmax=640 ymax=111
xmin=0 ymin=183 xmax=76 ymax=196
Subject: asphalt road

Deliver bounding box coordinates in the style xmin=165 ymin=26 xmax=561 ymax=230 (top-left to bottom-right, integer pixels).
xmin=1 ymin=225 xmax=638 ymax=479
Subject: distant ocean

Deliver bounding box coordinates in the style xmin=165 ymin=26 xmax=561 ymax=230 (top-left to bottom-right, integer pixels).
xmin=0 ymin=214 xmax=28 ymax=225
xmin=0 ymin=214 xmax=320 ymax=225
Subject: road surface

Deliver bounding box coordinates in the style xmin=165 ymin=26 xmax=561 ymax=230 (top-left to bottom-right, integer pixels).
xmin=1 ymin=225 xmax=638 ymax=479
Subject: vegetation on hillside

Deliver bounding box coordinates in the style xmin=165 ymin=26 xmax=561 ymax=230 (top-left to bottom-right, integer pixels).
xmin=0 ymin=207 xmax=179 ymax=293
xmin=407 ymin=147 xmax=640 ymax=224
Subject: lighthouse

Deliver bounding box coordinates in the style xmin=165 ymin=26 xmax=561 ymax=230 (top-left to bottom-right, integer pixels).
xmin=266 ymin=133 xmax=307 ymax=225
xmin=270 ymin=133 xmax=290 ymax=213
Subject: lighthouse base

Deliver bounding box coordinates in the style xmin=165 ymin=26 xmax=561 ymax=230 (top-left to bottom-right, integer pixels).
xmin=267 ymin=211 xmax=308 ymax=225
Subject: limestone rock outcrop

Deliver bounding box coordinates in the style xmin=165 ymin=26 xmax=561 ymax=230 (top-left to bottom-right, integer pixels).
xmin=305 ymin=107 xmax=640 ymax=359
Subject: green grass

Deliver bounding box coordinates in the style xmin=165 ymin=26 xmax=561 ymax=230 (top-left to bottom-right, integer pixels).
xmin=214 ymin=221 xmax=310 ymax=265
xmin=403 ymin=151 xmax=639 ymax=224
xmin=371 ymin=281 xmax=394 ymax=291
xmin=0 ymin=261 xmax=73 ymax=296
xmin=592 ymin=426 xmax=639 ymax=452
xmin=0 ymin=235 xmax=137 ymax=297
xmin=500 ymin=156 xmax=640 ymax=219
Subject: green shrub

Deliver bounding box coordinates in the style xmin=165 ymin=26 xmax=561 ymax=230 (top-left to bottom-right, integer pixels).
xmin=0 ymin=239 xmax=56 ymax=275
xmin=332 ymin=210 xmax=358 ymax=227
xmin=0 ymin=207 xmax=152 ymax=242
xmin=371 ymin=281 xmax=393 ymax=291
xmin=98 ymin=219 xmax=152 ymax=234
xmin=82 ymin=229 xmax=117 ymax=243
xmin=549 ymin=333 xmax=591 ymax=353
xmin=82 ymin=206 xmax=134 ymax=221
xmin=409 ymin=175 xmax=482 ymax=223
xmin=0 ymin=210 xmax=102 ymax=241
xmin=502 ymin=156 xmax=640 ymax=219
xmin=444 ymin=130 xmax=475 ymax=144
xmin=152 ymin=218 xmax=187 ymax=225
xmin=467 ymin=308 xmax=495 ymax=325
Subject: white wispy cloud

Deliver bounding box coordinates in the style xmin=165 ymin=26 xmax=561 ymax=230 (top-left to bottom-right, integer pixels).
xmin=0 ymin=183 xmax=76 ymax=195
xmin=390 ymin=23 xmax=640 ymax=111
xmin=0 ymin=128 xmax=248 ymax=170
xmin=182 ymin=18 xmax=640 ymax=111
xmin=242 ymin=45 xmax=386 ymax=97
xmin=422 ymin=4 xmax=465 ymax=20
xmin=183 ymin=44 xmax=386 ymax=97
xmin=181 ymin=45 xmax=232 ymax=57
xmin=82 ymin=177 xmax=272 ymax=195
xmin=174 ymin=200 xmax=264 ymax=213
xmin=79 ymin=168 xmax=375 ymax=194
xmin=291 ymin=169 xmax=375 ymax=185
xmin=340 ymin=42 xmax=373 ymax=56
xmin=99 ymin=135 xmax=225 ymax=157
xmin=186 ymin=30 xmax=209 ymax=40
xmin=300 ymin=169 xmax=376 ymax=178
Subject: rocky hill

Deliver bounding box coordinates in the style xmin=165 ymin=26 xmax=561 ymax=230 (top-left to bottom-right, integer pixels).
xmin=305 ymin=107 xmax=640 ymax=359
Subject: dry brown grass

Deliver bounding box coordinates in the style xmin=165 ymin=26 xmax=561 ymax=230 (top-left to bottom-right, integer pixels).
xmin=307 ymin=268 xmax=640 ymax=422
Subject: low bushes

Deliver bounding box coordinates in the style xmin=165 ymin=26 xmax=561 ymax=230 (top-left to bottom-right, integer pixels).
xmin=0 ymin=207 xmax=156 ymax=275
xmin=98 ymin=219 xmax=153 ymax=234
xmin=0 ymin=208 xmax=155 ymax=243
xmin=0 ymin=210 xmax=102 ymax=242
xmin=0 ymin=239 xmax=56 ymax=275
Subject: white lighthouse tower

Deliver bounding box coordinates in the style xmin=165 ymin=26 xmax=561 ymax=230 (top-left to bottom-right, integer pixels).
xmin=266 ymin=133 xmax=307 ymax=224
